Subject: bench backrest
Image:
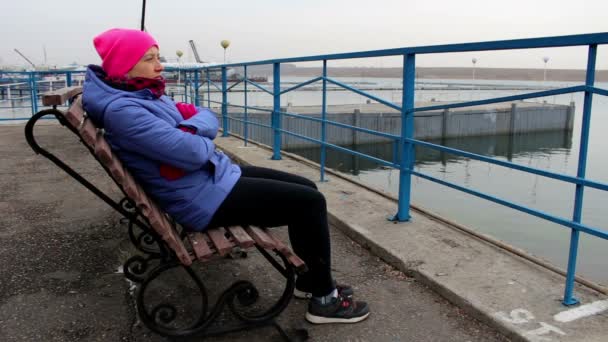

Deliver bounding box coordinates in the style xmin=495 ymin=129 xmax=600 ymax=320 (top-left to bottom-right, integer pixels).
xmin=58 ymin=92 xmax=192 ymax=265
xmin=42 ymin=88 xmax=307 ymax=272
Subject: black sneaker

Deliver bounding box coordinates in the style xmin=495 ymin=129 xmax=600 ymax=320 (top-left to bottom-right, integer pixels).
xmin=305 ymin=295 xmax=370 ymax=324
xmin=294 ymin=284 xmax=354 ymax=299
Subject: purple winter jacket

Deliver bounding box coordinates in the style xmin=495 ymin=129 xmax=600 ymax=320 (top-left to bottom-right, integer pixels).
xmin=82 ymin=66 xmax=241 ymax=231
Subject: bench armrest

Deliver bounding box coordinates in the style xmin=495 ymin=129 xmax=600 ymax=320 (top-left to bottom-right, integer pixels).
xmin=42 ymin=86 xmax=83 ymax=106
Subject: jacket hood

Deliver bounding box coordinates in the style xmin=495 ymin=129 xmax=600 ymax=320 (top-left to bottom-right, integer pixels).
xmin=82 ymin=65 xmax=156 ymax=127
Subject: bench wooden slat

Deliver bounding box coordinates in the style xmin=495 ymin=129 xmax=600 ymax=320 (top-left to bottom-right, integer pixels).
xmin=42 ymin=86 xmax=82 ymax=106
xmin=79 ymin=119 xmax=97 ymax=147
xmin=94 ymin=133 xmax=113 ymax=164
xmin=188 ymin=233 xmax=214 ymax=260
xmin=207 ymin=227 xmax=234 ymax=256
xmin=64 ymin=97 xmax=84 ymax=129
xmin=135 ymin=193 xmax=153 ymax=218
xmin=93 ymin=137 xmax=126 ymax=183
xmin=266 ymin=233 xmax=307 ymax=272
xmin=121 ymin=172 xmax=141 ymax=201
xmin=266 ymin=232 xmax=291 ymax=255
xmin=226 ymin=226 xmax=255 ymax=249
xmin=106 ymin=157 xmax=126 ymax=184
xmin=146 ymin=210 xmax=191 ymax=265
xmin=244 ymin=226 xmax=276 ymax=249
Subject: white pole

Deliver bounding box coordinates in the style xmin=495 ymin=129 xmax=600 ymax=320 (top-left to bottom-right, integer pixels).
xmin=542 ymin=56 xmax=550 ymax=83
xmin=472 ymin=58 xmax=477 ymax=81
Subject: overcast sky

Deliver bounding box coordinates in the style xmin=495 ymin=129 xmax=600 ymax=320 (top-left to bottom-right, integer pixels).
xmin=2 ymin=0 xmax=607 ymax=69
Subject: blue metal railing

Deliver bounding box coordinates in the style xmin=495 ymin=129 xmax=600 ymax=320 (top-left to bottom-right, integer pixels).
xmin=3 ymin=33 xmax=607 ymax=305
xmin=194 ymin=32 xmax=608 ymax=305
xmin=0 ymin=70 xmax=85 ymax=120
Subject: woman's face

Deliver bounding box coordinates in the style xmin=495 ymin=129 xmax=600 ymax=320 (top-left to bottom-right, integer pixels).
xmin=127 ymin=46 xmax=164 ymax=79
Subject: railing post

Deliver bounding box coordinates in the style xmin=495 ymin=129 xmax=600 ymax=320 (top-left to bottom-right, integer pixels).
xmin=243 ymin=65 xmax=249 ymax=146
xmin=393 ymin=53 xmax=416 ymax=221
xmin=221 ymin=66 xmax=229 ymax=137
xmin=184 ymin=71 xmax=189 ymax=103
xmin=29 ymin=73 xmax=38 ymax=114
xmin=563 ymin=44 xmax=597 ymax=306
xmin=320 ymin=60 xmax=328 ymax=181
xmin=194 ymin=69 xmax=200 ymax=107
xmin=392 ymin=138 xmax=399 ymax=165
xmin=271 ymin=62 xmax=282 ymax=160
xmin=206 ymin=69 xmax=211 ymax=108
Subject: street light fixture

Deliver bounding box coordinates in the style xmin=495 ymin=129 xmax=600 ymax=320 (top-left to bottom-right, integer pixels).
xmin=221 ymin=40 xmax=230 ymax=64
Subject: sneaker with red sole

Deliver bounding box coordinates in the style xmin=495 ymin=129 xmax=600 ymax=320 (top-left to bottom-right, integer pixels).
xmin=305 ymin=295 xmax=370 ymax=324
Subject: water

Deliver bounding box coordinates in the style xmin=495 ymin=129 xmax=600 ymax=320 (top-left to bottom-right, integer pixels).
xmin=267 ymin=77 xmax=608 ymax=285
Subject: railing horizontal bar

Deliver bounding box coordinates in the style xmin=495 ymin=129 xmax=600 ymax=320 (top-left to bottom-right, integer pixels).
xmin=412 ymin=86 xmax=586 ymax=113
xmin=411 ymin=170 xmax=608 ymax=240
xmin=590 ymin=86 xmax=608 ymax=97
xmin=0 ymin=82 xmax=29 ymax=87
xmin=1 ymin=98 xmax=31 ymax=101
xmin=325 ymin=77 xmax=402 ymax=111
xmin=216 ymin=33 xmax=608 ymax=68
xmin=0 ymin=117 xmax=31 ymax=121
xmin=280 ymin=77 xmax=323 ymax=95
xmin=246 ymin=79 xmax=273 ymax=95
xmin=0 ymin=70 xmax=86 ymax=75
xmin=409 ymin=138 xmax=608 ymax=191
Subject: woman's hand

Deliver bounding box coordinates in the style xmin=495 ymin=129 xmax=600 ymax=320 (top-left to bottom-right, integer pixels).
xmin=175 ymin=102 xmax=198 ymax=119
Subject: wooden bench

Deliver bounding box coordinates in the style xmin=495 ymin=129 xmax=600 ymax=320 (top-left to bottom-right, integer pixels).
xmin=26 ymin=87 xmax=308 ymax=340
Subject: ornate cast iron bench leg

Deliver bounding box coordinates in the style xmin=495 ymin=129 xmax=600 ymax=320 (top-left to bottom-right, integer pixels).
xmin=124 ymin=241 xmax=300 ymax=340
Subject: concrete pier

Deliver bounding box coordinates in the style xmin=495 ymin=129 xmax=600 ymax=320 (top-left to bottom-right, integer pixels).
xmin=219 ymin=101 xmax=574 ymax=148
xmin=3 ymin=122 xmax=606 ymax=341
xmin=214 ymin=132 xmax=608 ymax=342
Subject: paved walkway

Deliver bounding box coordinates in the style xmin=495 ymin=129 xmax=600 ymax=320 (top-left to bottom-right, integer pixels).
xmin=0 ymin=123 xmax=510 ymax=341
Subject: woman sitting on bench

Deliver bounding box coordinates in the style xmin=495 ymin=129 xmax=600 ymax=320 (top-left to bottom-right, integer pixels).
xmin=82 ymin=28 xmax=370 ymax=324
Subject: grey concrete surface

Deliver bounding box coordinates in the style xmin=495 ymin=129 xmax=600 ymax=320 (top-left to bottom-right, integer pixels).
xmin=0 ymin=123 xmax=511 ymax=341
xmin=214 ymin=133 xmax=608 ymax=342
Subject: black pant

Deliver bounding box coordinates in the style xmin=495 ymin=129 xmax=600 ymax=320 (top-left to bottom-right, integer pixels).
xmin=208 ymin=165 xmax=334 ymax=297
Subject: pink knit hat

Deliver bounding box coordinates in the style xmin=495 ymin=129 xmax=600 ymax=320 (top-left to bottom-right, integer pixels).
xmin=93 ymin=28 xmax=158 ymax=78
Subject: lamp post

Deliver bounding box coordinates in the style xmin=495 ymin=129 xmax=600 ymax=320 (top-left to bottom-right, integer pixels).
xmin=471 ymin=58 xmax=478 ymax=81
xmin=176 ymin=50 xmax=183 ymax=86
xmin=221 ymin=40 xmax=230 ymax=64
xmin=542 ymin=56 xmax=550 ymax=82
xmin=140 ymin=0 xmax=147 ymax=31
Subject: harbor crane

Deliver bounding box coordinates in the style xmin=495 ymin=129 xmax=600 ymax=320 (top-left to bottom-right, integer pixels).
xmin=188 ymin=40 xmax=204 ymax=63
xmin=14 ymin=49 xmax=36 ymax=68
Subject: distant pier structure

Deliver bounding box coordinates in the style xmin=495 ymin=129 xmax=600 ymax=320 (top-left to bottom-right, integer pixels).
xmin=220 ymin=101 xmax=575 ymax=148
